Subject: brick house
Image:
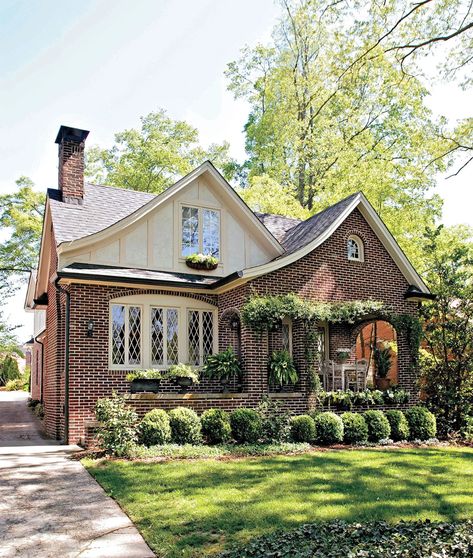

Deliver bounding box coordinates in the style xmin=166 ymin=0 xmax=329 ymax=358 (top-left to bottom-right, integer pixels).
xmin=25 ymin=125 xmax=434 ymax=446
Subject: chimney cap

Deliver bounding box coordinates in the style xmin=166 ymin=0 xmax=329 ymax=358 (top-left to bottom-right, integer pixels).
xmin=55 ymin=125 xmax=89 ymax=145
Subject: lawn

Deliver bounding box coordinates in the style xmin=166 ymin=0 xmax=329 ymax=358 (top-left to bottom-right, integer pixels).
xmin=84 ymin=446 xmax=473 ymax=557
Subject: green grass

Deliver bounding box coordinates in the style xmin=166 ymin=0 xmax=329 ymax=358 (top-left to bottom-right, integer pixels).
xmin=84 ymin=446 xmax=473 ymax=557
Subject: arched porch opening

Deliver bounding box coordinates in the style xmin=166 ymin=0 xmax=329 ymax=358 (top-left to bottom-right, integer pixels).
xmin=354 ymin=320 xmax=398 ymax=388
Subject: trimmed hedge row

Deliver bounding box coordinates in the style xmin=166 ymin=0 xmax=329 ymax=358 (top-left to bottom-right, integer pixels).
xmin=135 ymin=405 xmax=437 ymax=448
xmin=287 ymin=407 xmax=436 ymax=445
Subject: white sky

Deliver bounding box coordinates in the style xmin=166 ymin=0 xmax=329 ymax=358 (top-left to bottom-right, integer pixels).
xmin=0 ymin=0 xmax=471 ymax=341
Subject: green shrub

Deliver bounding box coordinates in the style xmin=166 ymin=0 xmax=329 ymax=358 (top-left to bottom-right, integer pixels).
xmin=168 ymin=407 xmax=202 ymax=444
xmin=290 ymin=415 xmax=316 ymax=443
xmin=313 ymin=412 xmax=344 ymax=445
xmin=95 ymin=393 xmax=139 ymax=456
xmin=257 ymin=397 xmax=291 ymax=442
xmin=203 ymin=348 xmax=242 ymax=382
xmin=341 ymin=412 xmax=368 ymax=444
xmin=139 ymin=409 xmax=171 ymax=446
xmin=5 ymin=378 xmax=24 ymax=391
xmin=268 ymin=350 xmax=298 ymax=387
xmin=201 ymin=409 xmax=231 ymax=444
xmin=385 ymin=410 xmax=410 ymax=441
xmin=230 ymin=408 xmax=262 ymax=443
xmin=363 ymin=410 xmax=391 ymax=442
xmin=405 ymin=406 xmax=437 ymax=440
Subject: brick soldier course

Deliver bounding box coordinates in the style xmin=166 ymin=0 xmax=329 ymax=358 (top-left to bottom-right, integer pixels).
xmin=26 ymin=125 xmax=432 ymax=446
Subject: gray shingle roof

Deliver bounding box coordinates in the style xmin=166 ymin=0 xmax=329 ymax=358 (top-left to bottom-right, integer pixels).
xmin=281 ymin=193 xmax=359 ymax=253
xmin=48 ymin=183 xmax=155 ymax=244
xmin=48 ymin=182 xmax=359 ymax=259
xmin=254 ymin=213 xmax=301 ymax=243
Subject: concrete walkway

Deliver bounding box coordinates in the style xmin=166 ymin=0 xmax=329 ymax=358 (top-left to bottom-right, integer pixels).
xmin=0 ymin=391 xmax=155 ymax=558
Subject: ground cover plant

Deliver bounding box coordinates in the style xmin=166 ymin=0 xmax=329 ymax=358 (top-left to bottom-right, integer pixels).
xmin=218 ymin=520 xmax=473 ymax=558
xmin=84 ymin=446 xmax=473 ymax=557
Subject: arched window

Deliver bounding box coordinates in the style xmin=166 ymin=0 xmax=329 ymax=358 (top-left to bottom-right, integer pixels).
xmin=347 ymin=235 xmax=364 ymax=262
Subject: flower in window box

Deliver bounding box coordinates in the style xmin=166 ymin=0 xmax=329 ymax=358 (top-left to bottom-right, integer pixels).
xmin=185 ymin=253 xmax=219 ymax=271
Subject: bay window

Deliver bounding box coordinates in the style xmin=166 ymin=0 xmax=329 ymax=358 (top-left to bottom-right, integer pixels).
xmin=109 ymin=295 xmax=217 ymax=370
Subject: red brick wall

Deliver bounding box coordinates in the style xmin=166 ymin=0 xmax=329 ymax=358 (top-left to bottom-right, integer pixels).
xmin=43 ymin=228 xmax=66 ymax=440
xmin=44 ymin=207 xmax=420 ymax=445
xmin=58 ymin=137 xmax=85 ymax=203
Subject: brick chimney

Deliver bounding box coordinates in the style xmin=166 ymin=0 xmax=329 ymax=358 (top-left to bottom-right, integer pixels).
xmin=55 ymin=125 xmax=89 ymax=204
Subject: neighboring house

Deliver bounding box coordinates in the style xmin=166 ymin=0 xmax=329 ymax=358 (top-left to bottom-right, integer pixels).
xmin=25 ymin=126 xmax=434 ymax=446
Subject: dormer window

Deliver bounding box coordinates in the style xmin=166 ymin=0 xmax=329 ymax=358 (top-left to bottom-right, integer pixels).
xmin=347 ymin=235 xmax=364 ymax=262
xmin=181 ymin=206 xmax=220 ymax=259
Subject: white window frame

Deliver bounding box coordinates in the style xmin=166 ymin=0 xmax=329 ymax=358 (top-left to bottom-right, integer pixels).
xmin=109 ymin=294 xmax=217 ymax=371
xmin=281 ymin=317 xmax=293 ymax=356
xmin=347 ymin=234 xmax=364 ymax=262
xmin=180 ymin=203 xmax=221 ymax=260
xmin=109 ymin=304 xmax=144 ymax=369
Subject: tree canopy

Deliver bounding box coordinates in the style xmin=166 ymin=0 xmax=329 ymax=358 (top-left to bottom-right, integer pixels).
xmin=225 ymin=0 xmax=473 ymax=266
xmin=85 ymin=110 xmax=239 ymax=193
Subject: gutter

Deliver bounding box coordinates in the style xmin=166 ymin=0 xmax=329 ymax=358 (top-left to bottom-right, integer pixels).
xmin=54 ymin=277 xmax=70 ymax=445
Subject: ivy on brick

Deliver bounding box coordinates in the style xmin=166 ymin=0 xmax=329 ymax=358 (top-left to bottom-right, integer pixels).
xmin=241 ymin=294 xmax=422 ymax=388
xmin=241 ymin=293 xmax=386 ymax=332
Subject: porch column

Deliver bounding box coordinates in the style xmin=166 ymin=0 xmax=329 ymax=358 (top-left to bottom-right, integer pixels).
xmin=240 ymin=324 xmax=269 ymax=401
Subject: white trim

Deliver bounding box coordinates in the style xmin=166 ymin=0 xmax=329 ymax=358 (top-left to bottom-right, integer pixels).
xmin=56 ymin=162 xmax=284 ymax=258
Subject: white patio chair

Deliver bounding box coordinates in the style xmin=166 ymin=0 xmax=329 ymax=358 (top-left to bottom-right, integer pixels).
xmin=355 ymin=359 xmax=369 ymax=391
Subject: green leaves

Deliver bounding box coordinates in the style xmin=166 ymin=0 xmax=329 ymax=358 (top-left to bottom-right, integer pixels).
xmin=85 ymin=109 xmax=238 ymax=193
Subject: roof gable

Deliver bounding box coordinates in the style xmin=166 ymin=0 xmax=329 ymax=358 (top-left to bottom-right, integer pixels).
xmin=55 ymin=162 xmax=284 ymax=257
xmin=240 ymin=192 xmax=430 ymax=294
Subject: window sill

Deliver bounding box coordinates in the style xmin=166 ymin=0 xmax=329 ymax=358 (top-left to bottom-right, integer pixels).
xmin=268 ymin=392 xmax=302 ymax=399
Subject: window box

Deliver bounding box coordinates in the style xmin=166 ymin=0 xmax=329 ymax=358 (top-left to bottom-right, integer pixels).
xmin=130 ymin=378 xmax=161 ymax=394
xmin=186 ymin=259 xmax=219 ymax=271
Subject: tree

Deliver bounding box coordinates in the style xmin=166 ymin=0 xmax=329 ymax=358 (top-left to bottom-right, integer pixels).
xmin=226 ymin=0 xmax=465 ymax=266
xmin=236 ymin=175 xmax=310 ymax=219
xmin=420 ymin=225 xmax=473 ymax=437
xmin=86 ymin=110 xmax=239 ymax=193
xmin=0 ymin=177 xmax=44 ymax=297
xmin=0 ymin=354 xmax=21 ymax=386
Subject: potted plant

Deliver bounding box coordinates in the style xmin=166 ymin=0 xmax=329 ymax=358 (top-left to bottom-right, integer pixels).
xmin=126 ymin=369 xmax=163 ymax=393
xmin=185 ymin=253 xmax=219 ymax=271
xmin=203 ymin=347 xmax=242 ymax=392
xmin=335 ymin=348 xmax=351 ymax=363
xmin=166 ymin=363 xmax=200 ymax=392
xmin=268 ymin=350 xmax=298 ymax=391
xmin=374 ymin=346 xmax=392 ymax=390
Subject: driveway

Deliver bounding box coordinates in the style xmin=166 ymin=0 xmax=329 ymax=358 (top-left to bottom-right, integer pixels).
xmin=0 ymin=391 xmax=154 ymax=558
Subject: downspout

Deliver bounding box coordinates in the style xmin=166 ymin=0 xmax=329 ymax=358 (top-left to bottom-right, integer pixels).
xmin=54 ymin=277 xmax=70 ymax=445
xmin=34 ymin=334 xmax=45 ymax=403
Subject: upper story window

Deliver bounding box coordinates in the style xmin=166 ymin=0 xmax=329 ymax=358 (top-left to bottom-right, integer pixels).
xmin=181 ymin=206 xmax=220 ymax=259
xmin=347 ymin=235 xmax=364 ymax=262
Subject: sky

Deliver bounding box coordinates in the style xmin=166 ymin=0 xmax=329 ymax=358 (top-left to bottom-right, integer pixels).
xmin=0 ymin=0 xmax=471 ymax=341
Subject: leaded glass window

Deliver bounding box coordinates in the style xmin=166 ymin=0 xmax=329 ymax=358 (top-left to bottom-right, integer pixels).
xmin=281 ymin=320 xmax=292 ymax=355
xmin=187 ymin=309 xmax=214 ymax=366
xmin=111 ymin=305 xmax=125 ymax=365
xmin=151 ymin=307 xmax=179 ymax=367
xmin=111 ymin=304 xmax=142 ymax=367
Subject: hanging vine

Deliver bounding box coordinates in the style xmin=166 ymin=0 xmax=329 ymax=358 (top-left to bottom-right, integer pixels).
xmin=241 ymin=293 xmax=423 ymax=387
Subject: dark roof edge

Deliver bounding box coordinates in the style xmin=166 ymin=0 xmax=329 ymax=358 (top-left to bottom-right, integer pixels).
xmin=404 ymin=285 xmax=436 ymax=301
xmin=56 ymin=269 xmax=243 ymax=291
